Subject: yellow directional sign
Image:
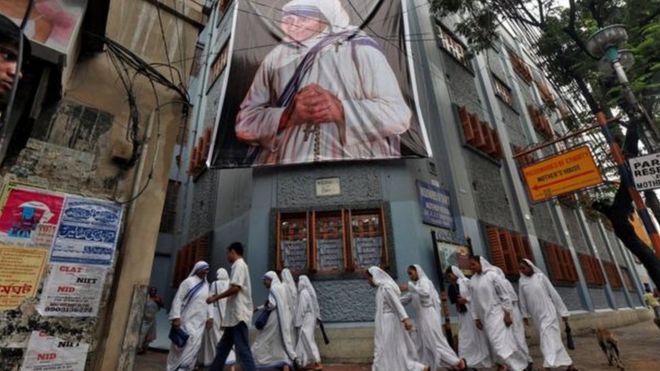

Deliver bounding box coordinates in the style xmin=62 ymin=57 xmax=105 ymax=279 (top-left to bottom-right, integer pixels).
xmin=522 ymin=146 xmax=603 ymax=202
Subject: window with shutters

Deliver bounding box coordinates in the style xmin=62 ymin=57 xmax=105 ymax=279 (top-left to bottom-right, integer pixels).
xmin=434 ymin=23 xmax=472 ymax=70
xmin=527 ymin=105 xmax=554 ymax=139
xmin=535 ymin=80 xmax=554 ymax=104
xmin=542 ymin=242 xmax=578 ymax=285
xmin=603 ymin=261 xmax=623 ymax=289
xmin=509 ymin=50 xmax=533 ymax=83
xmin=620 ymin=267 xmax=636 ymax=292
xmin=457 ymin=106 xmax=503 ymax=161
xmin=173 ymin=233 xmax=211 ymax=287
xmin=159 ymin=180 xmax=181 ymax=233
xmin=493 ymin=75 xmax=514 ymax=108
xmin=578 ymin=253 xmax=606 ymax=287
xmin=484 ymin=224 xmax=534 ymax=277
xmin=275 ymin=207 xmax=389 ymax=276
xmin=189 ymin=127 xmax=213 ymax=179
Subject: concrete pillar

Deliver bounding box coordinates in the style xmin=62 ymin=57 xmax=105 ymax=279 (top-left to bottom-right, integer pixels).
xmin=620 ymin=240 xmax=645 ymax=307
xmin=598 ymin=221 xmax=634 ymax=307
xmin=94 ymin=102 xmax=184 ymax=371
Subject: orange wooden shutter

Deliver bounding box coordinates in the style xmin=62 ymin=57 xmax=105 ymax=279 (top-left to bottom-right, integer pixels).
xmin=478 ymin=121 xmax=493 ymax=152
xmin=486 ymin=225 xmax=507 ymax=270
xmin=545 ymin=243 xmax=562 ymax=282
xmin=490 ymin=128 xmax=502 ymax=159
xmin=470 ymin=114 xmax=487 ymax=148
xmin=459 ymin=107 xmax=475 ymax=144
xmin=498 ymin=229 xmax=517 ymax=274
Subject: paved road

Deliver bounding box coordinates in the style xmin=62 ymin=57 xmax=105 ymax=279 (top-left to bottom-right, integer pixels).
xmin=135 ymin=319 xmax=660 ymax=370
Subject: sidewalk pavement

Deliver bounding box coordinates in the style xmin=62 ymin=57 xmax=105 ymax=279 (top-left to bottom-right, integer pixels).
xmin=135 ymin=319 xmax=660 ymax=370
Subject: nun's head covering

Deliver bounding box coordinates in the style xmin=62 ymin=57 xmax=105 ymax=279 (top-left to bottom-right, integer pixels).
xmin=216 ymin=267 xmax=229 ymax=281
xmin=263 ymin=270 xmax=282 ymax=285
xmin=451 ymin=265 xmax=467 ymax=280
xmin=368 ymin=266 xmax=400 ymax=295
xmin=298 ymin=275 xmax=321 ymax=319
xmin=282 ymin=0 xmax=351 ymax=33
xmin=411 ymin=264 xmax=430 ymax=281
xmin=281 ymin=268 xmax=295 ymax=286
xmin=479 ymin=256 xmax=504 ymax=276
xmin=521 ymin=258 xmax=542 ymax=274
xmin=188 ymin=261 xmax=209 ymax=277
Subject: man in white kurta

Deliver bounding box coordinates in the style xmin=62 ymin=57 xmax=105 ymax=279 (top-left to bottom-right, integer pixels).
xmin=294 ymin=275 xmax=322 ymax=369
xmin=252 ymin=271 xmax=297 ymax=370
xmin=469 ymin=256 xmax=528 ymax=371
xmin=167 ymin=261 xmax=212 ymax=371
xmin=235 ymin=0 xmax=412 ymax=165
xmin=367 ymin=266 xmax=428 ymax=371
xmin=448 ymin=266 xmax=493 ymax=369
xmin=200 ymin=268 xmax=236 ymax=367
xmin=519 ymin=259 xmax=576 ymax=370
xmin=400 ymin=265 xmax=464 ymax=370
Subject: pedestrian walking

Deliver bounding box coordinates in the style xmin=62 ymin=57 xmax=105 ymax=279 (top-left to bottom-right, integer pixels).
xmin=200 ymin=268 xmax=236 ymax=367
xmin=138 ymin=287 xmax=164 ymax=354
xmin=367 ymin=266 xmax=429 ymax=371
xmin=251 ymin=271 xmax=297 ymax=370
xmin=400 ymin=265 xmax=465 ymax=370
xmin=643 ymin=284 xmax=660 ymax=319
xmin=294 ymin=275 xmax=322 ymax=370
xmin=446 ymin=266 xmax=494 ymax=369
xmin=468 ymin=256 xmax=529 ymax=371
xmin=207 ymin=242 xmax=257 ymax=371
xmin=167 ymin=261 xmax=212 ymax=371
xmin=518 ymin=259 xmax=577 ymax=370
xmin=281 ymin=268 xmax=299 ymax=344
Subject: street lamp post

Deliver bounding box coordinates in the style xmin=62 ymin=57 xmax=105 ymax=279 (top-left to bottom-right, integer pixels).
xmin=586 ymin=25 xmax=660 ymax=256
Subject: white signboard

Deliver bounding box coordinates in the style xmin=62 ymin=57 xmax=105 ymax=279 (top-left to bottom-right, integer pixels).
xmin=315 ymin=178 xmax=341 ymax=197
xmin=38 ymin=264 xmax=107 ymax=317
xmin=629 ymin=153 xmax=660 ymax=191
xmin=21 ymin=331 xmax=89 ymax=371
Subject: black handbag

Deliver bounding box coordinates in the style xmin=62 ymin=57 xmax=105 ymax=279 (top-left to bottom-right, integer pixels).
xmin=254 ymin=308 xmax=272 ymax=330
xmin=169 ymin=326 xmax=189 ymax=347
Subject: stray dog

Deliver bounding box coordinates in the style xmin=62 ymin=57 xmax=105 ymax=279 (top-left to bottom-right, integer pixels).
xmin=593 ymin=328 xmax=624 ymax=370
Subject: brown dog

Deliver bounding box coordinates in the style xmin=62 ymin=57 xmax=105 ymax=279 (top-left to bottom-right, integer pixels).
xmin=593 ymin=328 xmax=624 ymax=370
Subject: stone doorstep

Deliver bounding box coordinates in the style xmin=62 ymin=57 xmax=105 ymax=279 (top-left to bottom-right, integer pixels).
xmin=316 ymin=308 xmax=653 ymax=364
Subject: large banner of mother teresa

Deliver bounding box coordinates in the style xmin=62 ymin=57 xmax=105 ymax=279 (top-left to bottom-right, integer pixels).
xmin=207 ymin=0 xmax=431 ymax=168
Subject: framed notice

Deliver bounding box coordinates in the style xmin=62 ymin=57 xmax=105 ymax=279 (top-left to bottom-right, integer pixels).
xmin=353 ymin=236 xmax=383 ymax=269
xmin=416 ymin=180 xmax=453 ymax=229
xmin=435 ymin=240 xmax=472 ymax=276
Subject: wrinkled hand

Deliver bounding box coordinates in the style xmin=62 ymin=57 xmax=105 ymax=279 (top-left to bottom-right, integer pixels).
xmin=503 ymin=311 xmax=513 ymax=327
xmin=457 ymin=296 xmax=468 ymax=305
xmin=281 ymin=84 xmax=345 ymax=130
xmin=171 ymin=318 xmax=182 ymax=328
xmin=403 ymin=318 xmax=414 ymax=331
xmin=475 ymin=319 xmax=483 ymax=330
xmin=206 ymin=319 xmax=214 ymax=330
xmin=399 ymin=283 xmax=409 ymax=292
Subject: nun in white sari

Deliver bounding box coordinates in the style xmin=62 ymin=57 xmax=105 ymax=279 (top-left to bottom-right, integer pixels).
xmin=235 ymin=0 xmax=412 ymax=165
xmin=252 ymin=271 xmax=297 ymax=370
xmin=167 ymin=261 xmax=212 ymax=371
xmin=367 ymin=266 xmax=428 ymax=371
xmin=449 ymin=266 xmax=493 ymax=369
xmin=468 ymin=257 xmax=528 ymax=371
xmin=281 ymin=268 xmax=299 ymax=343
xmin=294 ymin=275 xmax=322 ymax=370
xmin=200 ymin=268 xmax=236 ymax=367
xmin=401 ymin=265 xmax=464 ymax=370
xmin=518 ymin=259 xmax=575 ymax=370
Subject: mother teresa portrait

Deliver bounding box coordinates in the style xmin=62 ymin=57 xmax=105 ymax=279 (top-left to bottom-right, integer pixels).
xmin=234 ymin=0 xmax=413 ymax=165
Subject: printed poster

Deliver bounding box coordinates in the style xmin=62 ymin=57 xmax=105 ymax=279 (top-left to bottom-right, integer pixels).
xmin=21 ymin=331 xmax=89 ymax=371
xmin=49 ymin=196 xmax=123 ymax=266
xmin=417 ymin=180 xmax=454 ymax=229
xmin=0 ymin=246 xmax=48 ymax=310
xmin=37 ymin=263 xmax=107 ymax=317
xmin=208 ymin=0 xmax=431 ymax=168
xmin=0 ymin=187 xmax=64 ymax=248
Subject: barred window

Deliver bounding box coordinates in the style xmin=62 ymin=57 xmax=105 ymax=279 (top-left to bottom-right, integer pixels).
xmin=435 ymin=24 xmax=470 ymax=68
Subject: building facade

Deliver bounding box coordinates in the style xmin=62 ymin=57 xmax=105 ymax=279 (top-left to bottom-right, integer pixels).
xmin=151 ymin=0 xmax=652 ymax=361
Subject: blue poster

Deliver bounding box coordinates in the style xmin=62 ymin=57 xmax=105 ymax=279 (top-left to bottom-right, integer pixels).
xmin=417 ymin=180 xmax=454 ymax=229
xmin=49 ymin=197 xmax=123 ymax=266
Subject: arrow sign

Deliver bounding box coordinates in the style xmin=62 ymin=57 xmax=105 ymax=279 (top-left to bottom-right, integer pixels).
xmin=522 ymin=146 xmax=603 ymax=203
